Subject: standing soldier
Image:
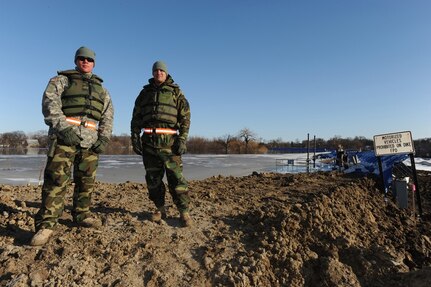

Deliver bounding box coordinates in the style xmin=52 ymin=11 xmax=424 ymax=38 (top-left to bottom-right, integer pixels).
xmin=31 ymin=46 xmax=114 ymax=246
xmin=131 ymin=61 xmax=192 ymax=227
xmin=336 ymin=144 xmax=346 ymax=171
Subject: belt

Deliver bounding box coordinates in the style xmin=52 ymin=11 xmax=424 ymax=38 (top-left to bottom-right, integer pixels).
xmin=143 ymin=128 xmax=178 ymax=135
xmin=66 ymin=117 xmax=98 ymax=131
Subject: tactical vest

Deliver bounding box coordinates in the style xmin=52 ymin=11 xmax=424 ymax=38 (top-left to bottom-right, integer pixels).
xmin=140 ymin=83 xmax=179 ymax=126
xmin=59 ymin=70 xmax=105 ymax=121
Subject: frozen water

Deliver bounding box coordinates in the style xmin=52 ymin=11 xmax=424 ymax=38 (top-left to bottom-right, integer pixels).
xmin=0 ymin=153 xmax=430 ymax=185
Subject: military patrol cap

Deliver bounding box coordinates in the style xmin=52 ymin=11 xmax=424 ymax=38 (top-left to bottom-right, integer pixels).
xmin=75 ymin=46 xmax=96 ymax=63
xmin=152 ymin=61 xmax=168 ymax=75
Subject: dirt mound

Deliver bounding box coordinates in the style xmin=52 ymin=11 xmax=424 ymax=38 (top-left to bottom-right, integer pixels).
xmin=1 ymin=171 xmax=431 ymax=286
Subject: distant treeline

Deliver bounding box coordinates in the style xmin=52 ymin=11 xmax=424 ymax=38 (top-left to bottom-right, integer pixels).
xmin=1 ymin=129 xmax=430 ymax=157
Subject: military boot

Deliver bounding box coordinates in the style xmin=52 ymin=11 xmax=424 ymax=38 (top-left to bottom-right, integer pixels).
xmin=180 ymin=212 xmax=193 ymax=227
xmin=30 ymin=229 xmax=54 ymax=246
xmin=151 ymin=206 xmax=167 ymax=223
xmin=79 ymin=217 xmax=102 ymax=228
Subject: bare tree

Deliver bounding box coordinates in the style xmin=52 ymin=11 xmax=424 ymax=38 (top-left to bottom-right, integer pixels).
xmin=0 ymin=131 xmax=28 ymax=154
xmin=216 ymin=134 xmax=236 ymax=154
xmin=187 ymin=136 xmax=209 ymax=154
xmin=106 ymin=134 xmax=131 ymax=154
xmin=238 ymin=128 xmax=256 ymax=154
xmin=1 ymin=131 xmax=28 ymax=149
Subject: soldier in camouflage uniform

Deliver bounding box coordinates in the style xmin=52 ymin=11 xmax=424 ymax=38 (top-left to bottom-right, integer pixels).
xmin=31 ymin=46 xmax=114 ymax=246
xmin=131 ymin=61 xmax=192 ymax=227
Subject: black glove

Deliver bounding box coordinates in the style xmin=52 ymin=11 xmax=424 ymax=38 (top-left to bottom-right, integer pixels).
xmin=58 ymin=127 xmax=82 ymax=146
xmin=92 ymin=136 xmax=110 ymax=154
xmin=173 ymin=137 xmax=187 ymax=155
xmin=131 ymin=133 xmax=142 ymax=155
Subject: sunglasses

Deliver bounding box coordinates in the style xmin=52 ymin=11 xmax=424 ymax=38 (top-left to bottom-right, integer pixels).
xmin=77 ymin=56 xmax=94 ymax=63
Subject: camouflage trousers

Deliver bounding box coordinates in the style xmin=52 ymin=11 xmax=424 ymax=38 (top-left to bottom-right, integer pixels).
xmin=142 ymin=145 xmax=190 ymax=213
xmin=34 ymin=144 xmax=99 ymax=230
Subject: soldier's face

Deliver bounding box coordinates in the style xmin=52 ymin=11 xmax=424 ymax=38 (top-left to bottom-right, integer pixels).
xmin=153 ymin=69 xmax=167 ymax=85
xmin=76 ymin=57 xmax=95 ymax=73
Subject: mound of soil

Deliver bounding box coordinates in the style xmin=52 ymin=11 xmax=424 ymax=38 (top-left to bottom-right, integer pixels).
xmin=1 ymin=171 xmax=431 ymax=287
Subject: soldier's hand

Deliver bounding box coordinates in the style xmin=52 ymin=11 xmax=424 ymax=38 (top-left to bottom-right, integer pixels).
xmin=173 ymin=137 xmax=187 ymax=155
xmin=131 ymin=133 xmax=142 ymax=155
xmin=92 ymin=136 xmax=109 ymax=154
xmin=58 ymin=127 xmax=82 ymax=146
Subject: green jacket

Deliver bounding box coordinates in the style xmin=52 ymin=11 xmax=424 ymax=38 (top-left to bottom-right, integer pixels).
xmin=131 ymin=76 xmax=190 ymax=148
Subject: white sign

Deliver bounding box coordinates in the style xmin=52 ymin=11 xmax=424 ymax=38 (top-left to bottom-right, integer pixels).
xmin=373 ymin=131 xmax=414 ymax=156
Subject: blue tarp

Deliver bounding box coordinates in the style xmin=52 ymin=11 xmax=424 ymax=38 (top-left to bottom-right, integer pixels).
xmin=332 ymin=150 xmax=410 ymax=188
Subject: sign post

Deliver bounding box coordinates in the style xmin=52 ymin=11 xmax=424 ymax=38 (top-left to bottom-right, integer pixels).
xmin=373 ymin=131 xmax=422 ymax=217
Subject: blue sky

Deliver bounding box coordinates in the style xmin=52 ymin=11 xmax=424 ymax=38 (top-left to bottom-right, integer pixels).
xmin=1 ymin=0 xmax=430 ymax=142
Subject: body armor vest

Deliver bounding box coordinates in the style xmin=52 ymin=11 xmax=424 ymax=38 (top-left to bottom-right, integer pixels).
xmin=140 ymin=83 xmax=179 ymax=126
xmin=59 ymin=70 xmax=105 ymax=121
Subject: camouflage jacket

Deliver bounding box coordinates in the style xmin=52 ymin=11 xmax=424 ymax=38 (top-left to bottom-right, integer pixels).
xmin=131 ymin=76 xmax=191 ymax=147
xmin=42 ymin=68 xmax=114 ymax=148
